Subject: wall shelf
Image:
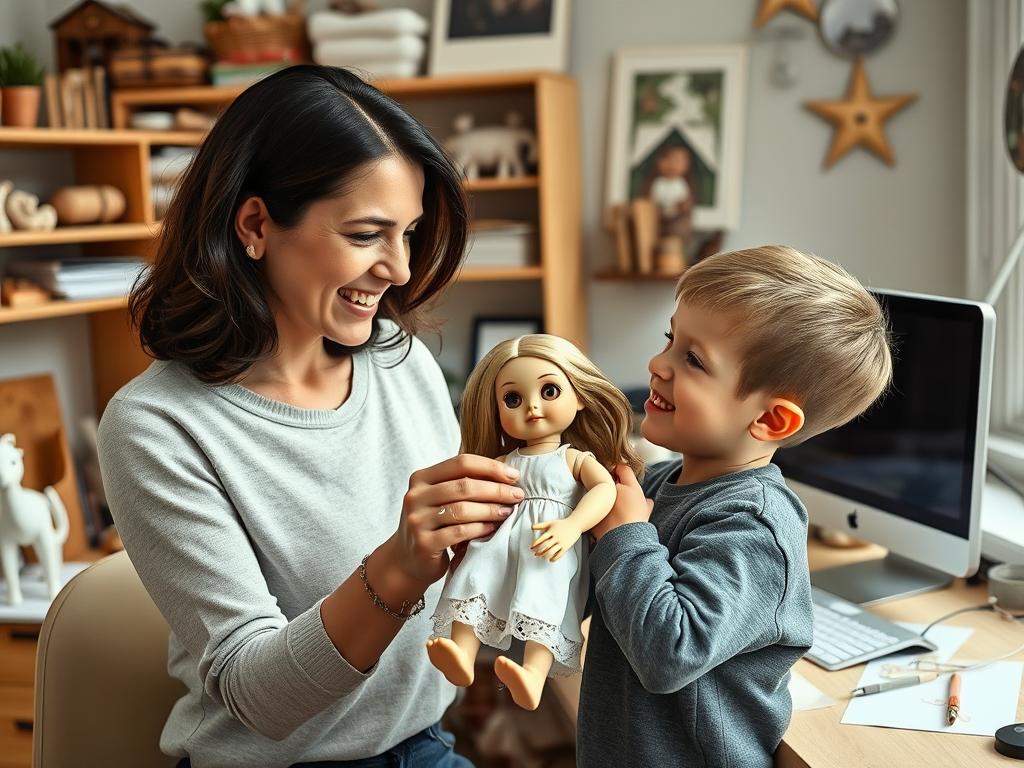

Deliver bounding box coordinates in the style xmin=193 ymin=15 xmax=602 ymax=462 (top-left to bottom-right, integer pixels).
xmin=0 ymin=223 xmax=157 ymax=247
xmin=0 ymin=296 xmax=127 ymax=325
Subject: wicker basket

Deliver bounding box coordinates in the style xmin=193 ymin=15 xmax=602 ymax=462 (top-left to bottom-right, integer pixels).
xmin=203 ymin=0 xmax=311 ymax=65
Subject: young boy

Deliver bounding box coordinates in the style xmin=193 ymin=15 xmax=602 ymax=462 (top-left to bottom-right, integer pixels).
xmin=577 ymin=246 xmax=892 ymax=767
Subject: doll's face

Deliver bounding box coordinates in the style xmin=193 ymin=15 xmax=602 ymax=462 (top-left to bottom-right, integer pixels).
xmin=495 ymin=356 xmax=583 ymax=443
xmin=657 ymin=147 xmax=690 ymax=178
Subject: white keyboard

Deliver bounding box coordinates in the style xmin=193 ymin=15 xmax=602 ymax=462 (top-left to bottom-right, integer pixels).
xmin=806 ymin=587 xmax=937 ymax=671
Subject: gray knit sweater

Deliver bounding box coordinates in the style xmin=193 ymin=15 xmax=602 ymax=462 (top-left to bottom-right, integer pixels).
xmin=97 ymin=329 xmax=461 ymax=768
xmin=577 ymin=460 xmax=814 ymax=768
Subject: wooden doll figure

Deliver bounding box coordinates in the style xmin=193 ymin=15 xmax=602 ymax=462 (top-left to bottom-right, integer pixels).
xmin=427 ymin=334 xmax=643 ymax=710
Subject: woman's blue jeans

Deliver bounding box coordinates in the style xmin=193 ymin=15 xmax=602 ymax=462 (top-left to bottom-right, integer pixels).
xmin=175 ymin=723 xmax=474 ymax=767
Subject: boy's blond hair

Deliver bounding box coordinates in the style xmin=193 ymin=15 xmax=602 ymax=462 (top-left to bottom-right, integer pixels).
xmin=676 ymin=245 xmax=892 ymax=447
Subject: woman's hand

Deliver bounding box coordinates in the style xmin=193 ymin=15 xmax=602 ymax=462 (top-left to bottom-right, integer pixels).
xmin=590 ymin=464 xmax=654 ymax=542
xmin=531 ymin=519 xmax=582 ymax=562
xmin=383 ymin=453 xmax=524 ymax=589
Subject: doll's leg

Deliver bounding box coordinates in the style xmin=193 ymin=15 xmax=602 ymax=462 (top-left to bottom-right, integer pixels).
xmin=493 ymin=641 xmax=552 ymax=710
xmin=426 ymin=621 xmax=481 ymax=687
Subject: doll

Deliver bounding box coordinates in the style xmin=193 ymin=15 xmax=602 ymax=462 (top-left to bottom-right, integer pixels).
xmin=646 ymin=145 xmax=696 ymax=271
xmin=427 ymin=334 xmax=643 ymax=710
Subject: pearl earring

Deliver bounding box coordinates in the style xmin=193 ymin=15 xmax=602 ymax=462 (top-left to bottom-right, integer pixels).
xmin=245 ymin=244 xmax=256 ymax=259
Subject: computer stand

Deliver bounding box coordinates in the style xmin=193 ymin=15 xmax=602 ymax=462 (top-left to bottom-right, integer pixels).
xmin=810 ymin=553 xmax=951 ymax=605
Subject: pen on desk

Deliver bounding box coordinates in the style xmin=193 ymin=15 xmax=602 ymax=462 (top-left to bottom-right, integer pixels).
xmin=850 ymin=672 xmax=940 ymax=697
xmin=946 ymin=672 xmax=961 ymax=725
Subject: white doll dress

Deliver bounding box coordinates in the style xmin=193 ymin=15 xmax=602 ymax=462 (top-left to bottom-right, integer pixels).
xmin=431 ymin=443 xmax=589 ymax=675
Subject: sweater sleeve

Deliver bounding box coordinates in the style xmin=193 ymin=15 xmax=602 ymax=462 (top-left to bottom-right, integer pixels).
xmin=97 ymin=395 xmax=374 ymax=741
xmin=589 ymin=502 xmax=786 ymax=695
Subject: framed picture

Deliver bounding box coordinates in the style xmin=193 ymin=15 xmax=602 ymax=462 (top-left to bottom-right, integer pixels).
xmin=605 ymin=46 xmax=748 ymax=230
xmin=469 ymin=316 xmax=543 ymax=373
xmin=429 ymin=0 xmax=571 ymax=76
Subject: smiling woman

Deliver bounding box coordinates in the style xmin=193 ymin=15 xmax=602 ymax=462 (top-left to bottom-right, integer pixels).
xmin=96 ymin=65 xmax=525 ymax=768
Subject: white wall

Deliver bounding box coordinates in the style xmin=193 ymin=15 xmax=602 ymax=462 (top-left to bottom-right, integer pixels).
xmin=574 ymin=0 xmax=967 ymax=386
xmin=0 ymin=0 xmax=968 ymax=433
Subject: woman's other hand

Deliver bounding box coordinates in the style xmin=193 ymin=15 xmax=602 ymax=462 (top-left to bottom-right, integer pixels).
xmin=383 ymin=453 xmax=524 ymax=588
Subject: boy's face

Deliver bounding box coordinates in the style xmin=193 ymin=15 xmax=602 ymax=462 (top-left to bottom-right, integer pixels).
xmin=642 ymin=301 xmax=768 ymax=457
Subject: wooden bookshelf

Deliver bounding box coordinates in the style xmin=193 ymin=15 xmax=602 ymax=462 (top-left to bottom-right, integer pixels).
xmin=0 ymin=72 xmax=584 ymax=407
xmin=0 ymin=296 xmax=128 ymax=325
xmin=457 ymin=266 xmax=544 ymax=282
xmin=0 ymin=223 xmax=156 ymax=247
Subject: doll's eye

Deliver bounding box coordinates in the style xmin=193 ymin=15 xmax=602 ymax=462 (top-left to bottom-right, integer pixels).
xmin=503 ymin=392 xmax=522 ymax=408
xmin=541 ymin=383 xmax=561 ymax=400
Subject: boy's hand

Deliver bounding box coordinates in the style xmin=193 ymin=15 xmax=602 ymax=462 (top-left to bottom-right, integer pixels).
xmin=590 ymin=464 xmax=654 ymax=541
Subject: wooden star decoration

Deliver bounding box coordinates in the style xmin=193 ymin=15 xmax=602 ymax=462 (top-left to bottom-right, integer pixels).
xmin=753 ymin=0 xmax=818 ymax=28
xmin=804 ymin=58 xmax=916 ymax=168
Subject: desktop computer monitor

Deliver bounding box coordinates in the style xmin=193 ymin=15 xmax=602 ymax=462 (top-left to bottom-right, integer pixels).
xmin=774 ymin=289 xmax=996 ymax=605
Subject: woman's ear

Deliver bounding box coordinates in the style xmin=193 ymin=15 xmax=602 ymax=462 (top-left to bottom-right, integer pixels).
xmin=749 ymin=398 xmax=805 ymax=443
xmin=234 ymin=195 xmax=271 ymax=261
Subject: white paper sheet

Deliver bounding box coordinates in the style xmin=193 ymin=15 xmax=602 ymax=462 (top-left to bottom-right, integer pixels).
xmin=841 ymin=622 xmax=1023 ymax=736
xmin=789 ymin=670 xmax=835 ymax=710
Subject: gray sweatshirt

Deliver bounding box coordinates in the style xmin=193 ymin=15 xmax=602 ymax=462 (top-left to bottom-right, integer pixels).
xmin=577 ymin=460 xmax=814 ymax=768
xmin=97 ymin=329 xmax=461 ymax=768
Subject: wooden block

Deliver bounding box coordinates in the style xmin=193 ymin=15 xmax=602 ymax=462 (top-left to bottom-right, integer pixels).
xmin=0 ymin=279 xmax=49 ymax=308
xmin=606 ymin=204 xmax=633 ymax=274
xmin=629 ymin=197 xmax=657 ymax=274
xmin=44 ymin=74 xmax=61 ymax=129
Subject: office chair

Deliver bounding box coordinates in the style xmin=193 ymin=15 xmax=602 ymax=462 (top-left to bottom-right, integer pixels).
xmin=33 ymin=550 xmax=184 ymax=767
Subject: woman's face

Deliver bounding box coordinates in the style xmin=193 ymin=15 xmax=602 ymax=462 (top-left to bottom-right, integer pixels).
xmin=259 ymin=155 xmax=424 ymax=348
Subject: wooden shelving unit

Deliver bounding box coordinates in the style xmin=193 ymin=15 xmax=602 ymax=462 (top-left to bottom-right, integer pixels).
xmin=0 ymin=71 xmax=584 ymax=410
xmin=0 ymin=296 xmax=128 ymax=325
xmin=0 ymin=74 xmax=584 ymax=767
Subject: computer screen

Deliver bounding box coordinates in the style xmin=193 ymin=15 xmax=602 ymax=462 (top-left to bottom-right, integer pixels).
xmin=774 ymin=291 xmax=987 ymax=542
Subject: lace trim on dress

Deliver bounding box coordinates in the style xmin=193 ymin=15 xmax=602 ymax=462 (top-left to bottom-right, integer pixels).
xmin=431 ymin=594 xmax=583 ymax=676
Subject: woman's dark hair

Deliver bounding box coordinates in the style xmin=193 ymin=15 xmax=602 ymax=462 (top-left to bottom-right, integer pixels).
xmin=130 ymin=65 xmax=468 ymax=384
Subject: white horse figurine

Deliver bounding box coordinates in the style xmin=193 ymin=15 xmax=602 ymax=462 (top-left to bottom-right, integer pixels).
xmin=0 ymin=433 xmax=69 ymax=605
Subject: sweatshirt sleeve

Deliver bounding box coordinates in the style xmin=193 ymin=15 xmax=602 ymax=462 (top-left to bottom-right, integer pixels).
xmin=97 ymin=395 xmax=374 ymax=741
xmin=589 ymin=501 xmax=786 ymax=695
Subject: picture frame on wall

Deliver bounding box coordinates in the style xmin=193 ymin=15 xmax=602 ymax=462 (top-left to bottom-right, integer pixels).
xmin=469 ymin=316 xmax=543 ymax=373
xmin=429 ymin=0 xmax=571 ymax=76
xmin=605 ymin=45 xmax=748 ymax=230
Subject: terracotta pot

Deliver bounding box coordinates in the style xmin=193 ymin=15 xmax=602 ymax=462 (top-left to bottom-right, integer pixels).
xmin=2 ymin=86 xmax=41 ymax=128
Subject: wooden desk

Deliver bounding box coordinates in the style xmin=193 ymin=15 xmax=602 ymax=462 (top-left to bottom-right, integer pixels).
xmin=779 ymin=538 xmax=1023 ymax=768
xmin=547 ymin=538 xmax=1024 ymax=767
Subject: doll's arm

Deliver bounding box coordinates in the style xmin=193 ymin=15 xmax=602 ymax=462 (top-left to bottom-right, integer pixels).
xmin=531 ymin=454 xmax=615 ymax=562
xmin=565 ymin=453 xmax=616 ymax=533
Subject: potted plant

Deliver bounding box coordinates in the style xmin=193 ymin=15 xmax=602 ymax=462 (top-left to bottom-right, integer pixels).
xmin=1 ymin=44 xmax=45 ymax=128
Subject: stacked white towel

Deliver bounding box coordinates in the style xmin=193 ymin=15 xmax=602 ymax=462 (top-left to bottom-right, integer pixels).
xmin=308 ymin=9 xmax=429 ymax=79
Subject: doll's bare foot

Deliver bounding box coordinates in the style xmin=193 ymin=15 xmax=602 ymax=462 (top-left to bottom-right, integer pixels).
xmin=426 ymin=638 xmax=475 ymax=687
xmin=494 ymin=655 xmax=545 ymax=710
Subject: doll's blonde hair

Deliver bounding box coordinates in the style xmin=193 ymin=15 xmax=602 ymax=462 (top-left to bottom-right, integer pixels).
xmin=460 ymin=334 xmax=644 ymax=477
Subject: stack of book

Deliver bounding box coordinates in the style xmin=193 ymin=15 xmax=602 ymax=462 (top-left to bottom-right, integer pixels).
xmin=465 ymin=220 xmax=537 ymax=269
xmin=7 ymin=257 xmax=147 ymax=301
xmin=44 ymin=67 xmax=109 ymax=129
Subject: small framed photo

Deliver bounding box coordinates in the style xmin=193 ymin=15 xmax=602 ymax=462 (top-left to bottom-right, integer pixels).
xmin=605 ymin=45 xmax=748 ymax=230
xmin=469 ymin=316 xmax=543 ymax=373
xmin=429 ymin=0 xmax=571 ymax=76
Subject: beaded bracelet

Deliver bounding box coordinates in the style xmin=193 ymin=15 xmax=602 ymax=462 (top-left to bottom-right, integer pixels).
xmin=358 ymin=554 xmax=425 ymax=621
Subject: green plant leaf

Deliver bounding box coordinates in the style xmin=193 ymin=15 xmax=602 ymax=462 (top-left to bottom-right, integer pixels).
xmin=198 ymin=0 xmax=233 ymax=23
xmin=0 ymin=44 xmax=45 ymax=87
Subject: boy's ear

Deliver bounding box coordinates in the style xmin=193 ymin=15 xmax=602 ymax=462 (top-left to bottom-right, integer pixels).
xmin=749 ymin=398 xmax=804 ymax=443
